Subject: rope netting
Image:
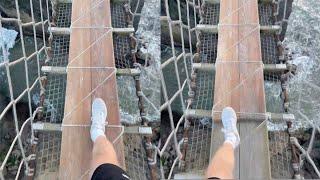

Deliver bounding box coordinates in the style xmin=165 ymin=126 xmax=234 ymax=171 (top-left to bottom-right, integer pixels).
xmin=34 ymin=1 xmax=69 ymax=177
xmin=159 ymin=0 xmax=195 ymax=178
xmin=113 ymin=0 xmax=158 ymax=179
xmin=0 ymin=0 xmax=51 ymax=178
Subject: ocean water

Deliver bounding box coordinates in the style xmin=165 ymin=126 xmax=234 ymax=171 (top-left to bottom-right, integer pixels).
xmin=285 ymin=0 xmax=320 ymax=129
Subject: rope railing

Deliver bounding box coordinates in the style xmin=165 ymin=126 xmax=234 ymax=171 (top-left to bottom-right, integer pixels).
xmin=159 ymin=0 xmax=196 ymax=178
xmin=0 ymin=0 xmax=52 ymax=178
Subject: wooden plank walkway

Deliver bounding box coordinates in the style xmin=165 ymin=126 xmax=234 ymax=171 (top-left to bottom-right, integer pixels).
xmin=59 ymin=0 xmax=124 ymax=179
xmin=211 ymin=0 xmax=271 ymax=179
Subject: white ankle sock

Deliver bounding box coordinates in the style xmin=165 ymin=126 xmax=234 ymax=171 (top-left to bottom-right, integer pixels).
xmin=90 ymin=128 xmax=105 ymax=142
xmin=224 ymin=132 xmax=239 ymax=149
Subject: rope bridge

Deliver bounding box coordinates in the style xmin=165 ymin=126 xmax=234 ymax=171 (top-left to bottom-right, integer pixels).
xmin=159 ymin=0 xmax=318 ymax=179
xmin=0 ymin=0 xmax=320 ymax=179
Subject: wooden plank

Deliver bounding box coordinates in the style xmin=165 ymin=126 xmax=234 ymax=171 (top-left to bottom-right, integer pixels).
xmin=238 ymin=0 xmax=270 ymax=178
xmin=239 ymin=121 xmax=270 ymax=178
xmin=211 ymin=0 xmax=241 ymax=178
xmin=238 ymin=0 xmax=264 ymax=111
xmin=59 ymin=0 xmax=124 ymax=179
xmin=211 ymin=0 xmax=271 ymax=178
xmin=210 ymin=123 xmax=240 ymax=178
xmin=213 ymin=0 xmax=240 ymax=112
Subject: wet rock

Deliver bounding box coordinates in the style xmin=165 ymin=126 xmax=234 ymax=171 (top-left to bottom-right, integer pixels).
xmin=277 ymin=0 xmax=294 ymax=41
xmin=0 ymin=118 xmax=15 ymax=153
xmin=135 ymin=0 xmax=161 ymax=122
xmin=0 ymin=1 xmax=32 ymax=23
xmin=0 ymin=0 xmax=50 ymax=37
xmin=0 ymin=0 xmax=50 ymax=22
xmin=118 ymin=0 xmax=161 ymax=123
xmin=0 ymin=94 xmax=8 ymax=113
xmin=284 ymin=128 xmax=320 ymax=179
xmin=160 ymin=0 xmax=197 ymax=47
xmin=8 ymin=165 xmax=18 ymax=175
xmin=161 ymin=45 xmax=190 ymax=115
xmin=11 ymin=149 xmax=21 ymax=158
xmin=1 ymin=165 xmax=7 ymax=177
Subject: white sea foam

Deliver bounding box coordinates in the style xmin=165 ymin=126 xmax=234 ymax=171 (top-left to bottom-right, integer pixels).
xmin=0 ymin=27 xmax=18 ymax=63
xmin=283 ymin=0 xmax=320 ymax=129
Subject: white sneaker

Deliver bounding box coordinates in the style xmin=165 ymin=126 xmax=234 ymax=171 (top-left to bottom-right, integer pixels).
xmin=90 ymin=98 xmax=108 ymax=142
xmin=221 ymin=107 xmax=240 ymax=148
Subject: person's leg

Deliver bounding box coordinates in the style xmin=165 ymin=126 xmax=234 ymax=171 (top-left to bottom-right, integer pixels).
xmin=206 ymin=107 xmax=240 ymax=179
xmin=89 ymin=98 xmax=119 ymax=175
xmin=206 ymin=142 xmax=235 ymax=179
xmin=91 ymin=136 xmax=119 ymax=171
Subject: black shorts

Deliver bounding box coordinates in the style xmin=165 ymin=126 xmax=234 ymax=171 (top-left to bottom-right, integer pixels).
xmin=91 ymin=163 xmax=130 ymax=180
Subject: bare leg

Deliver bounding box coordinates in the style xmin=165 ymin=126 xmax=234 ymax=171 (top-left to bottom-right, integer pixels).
xmin=89 ymin=98 xmax=120 ymax=176
xmin=206 ymin=107 xmax=240 ymax=179
xmin=206 ymin=142 xmax=234 ymax=179
xmin=90 ymin=135 xmax=119 ymax=172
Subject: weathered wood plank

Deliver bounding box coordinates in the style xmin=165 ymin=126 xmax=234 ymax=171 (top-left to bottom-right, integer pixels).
xmin=239 ymin=121 xmax=270 ymax=179
xmin=213 ymin=0 xmax=240 ymax=112
xmin=212 ymin=0 xmax=241 ymax=178
xmin=210 ymin=123 xmax=240 ymax=179
xmin=211 ymin=0 xmax=271 ymax=178
xmin=238 ymin=0 xmax=270 ymax=178
xmin=59 ymin=0 xmax=124 ymax=179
